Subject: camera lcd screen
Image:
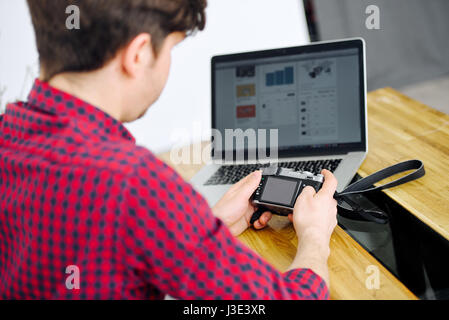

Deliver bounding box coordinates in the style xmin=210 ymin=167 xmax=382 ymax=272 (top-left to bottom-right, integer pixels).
xmin=260 ymin=177 xmax=298 ymax=206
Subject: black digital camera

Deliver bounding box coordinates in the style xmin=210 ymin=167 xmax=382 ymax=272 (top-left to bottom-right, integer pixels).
xmin=251 ymin=165 xmax=324 ymax=216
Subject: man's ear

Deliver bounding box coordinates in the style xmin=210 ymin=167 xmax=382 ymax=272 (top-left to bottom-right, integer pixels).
xmin=121 ymin=33 xmax=155 ymax=78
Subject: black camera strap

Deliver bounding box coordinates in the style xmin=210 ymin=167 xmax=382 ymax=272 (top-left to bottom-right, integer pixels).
xmin=334 ymin=159 xmax=425 ymax=224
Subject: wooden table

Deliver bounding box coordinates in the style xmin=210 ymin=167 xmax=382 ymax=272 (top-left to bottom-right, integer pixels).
xmin=157 ymin=87 xmax=449 ymax=300
xmin=358 ymin=88 xmax=449 ymax=242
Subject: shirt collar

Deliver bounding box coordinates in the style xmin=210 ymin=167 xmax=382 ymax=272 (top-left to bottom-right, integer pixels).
xmin=27 ymin=79 xmax=136 ymax=143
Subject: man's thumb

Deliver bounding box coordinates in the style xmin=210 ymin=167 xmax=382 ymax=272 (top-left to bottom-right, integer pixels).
xmin=241 ymin=170 xmax=262 ymax=197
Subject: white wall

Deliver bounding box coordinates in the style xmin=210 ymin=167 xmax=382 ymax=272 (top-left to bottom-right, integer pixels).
xmin=0 ymin=0 xmax=39 ymax=114
xmin=0 ymin=0 xmax=310 ymax=153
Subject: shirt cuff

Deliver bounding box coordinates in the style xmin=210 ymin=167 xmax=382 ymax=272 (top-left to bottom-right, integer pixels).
xmin=284 ymin=268 xmax=330 ymax=300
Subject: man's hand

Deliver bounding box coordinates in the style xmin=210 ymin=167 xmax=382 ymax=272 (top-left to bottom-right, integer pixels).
xmin=286 ymin=169 xmax=338 ymax=287
xmin=212 ymin=171 xmax=272 ymax=236
xmin=288 ymin=169 xmax=338 ymax=245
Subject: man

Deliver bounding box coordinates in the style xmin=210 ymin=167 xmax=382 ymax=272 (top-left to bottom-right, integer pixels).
xmin=0 ymin=0 xmax=338 ymax=299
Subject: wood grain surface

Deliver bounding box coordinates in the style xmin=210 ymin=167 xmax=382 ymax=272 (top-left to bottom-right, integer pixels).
xmin=358 ymin=88 xmax=449 ymax=241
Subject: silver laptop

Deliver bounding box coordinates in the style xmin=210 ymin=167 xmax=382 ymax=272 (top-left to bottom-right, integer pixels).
xmin=191 ymin=38 xmax=367 ymax=206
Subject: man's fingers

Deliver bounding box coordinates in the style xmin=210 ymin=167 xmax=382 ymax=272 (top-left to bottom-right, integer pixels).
xmin=300 ymin=185 xmax=316 ymax=199
xmin=253 ymin=211 xmax=272 ymax=229
xmin=230 ymin=170 xmax=261 ymax=194
xmin=238 ymin=170 xmax=262 ymax=198
xmin=260 ymin=211 xmax=272 ymax=225
xmin=293 ymin=186 xmax=315 ymax=209
xmin=227 ymin=171 xmax=251 ymax=191
xmin=317 ymin=169 xmax=338 ymax=197
xmin=253 ymin=219 xmax=263 ymax=229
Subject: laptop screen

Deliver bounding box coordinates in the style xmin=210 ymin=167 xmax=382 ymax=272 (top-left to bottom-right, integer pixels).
xmin=211 ymin=39 xmax=366 ymax=160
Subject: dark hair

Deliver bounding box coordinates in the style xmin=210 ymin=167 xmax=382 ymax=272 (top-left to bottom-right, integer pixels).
xmin=27 ymin=0 xmax=207 ymax=81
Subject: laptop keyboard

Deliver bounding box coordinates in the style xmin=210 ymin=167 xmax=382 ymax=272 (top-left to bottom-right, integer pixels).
xmin=204 ymin=159 xmax=342 ymax=185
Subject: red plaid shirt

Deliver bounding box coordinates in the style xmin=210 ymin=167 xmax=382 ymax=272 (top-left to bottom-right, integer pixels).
xmin=0 ymin=79 xmax=329 ymax=300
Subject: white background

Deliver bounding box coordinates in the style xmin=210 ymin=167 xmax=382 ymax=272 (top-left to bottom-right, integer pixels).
xmin=0 ymin=0 xmax=309 ymax=153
